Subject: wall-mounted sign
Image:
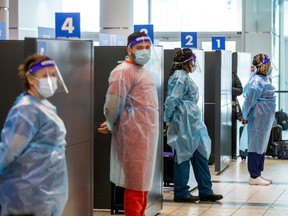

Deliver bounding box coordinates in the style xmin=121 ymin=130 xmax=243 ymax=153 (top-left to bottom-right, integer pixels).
xmin=212 ymin=36 xmax=225 ymax=50
xmin=0 ymin=22 xmax=6 ymax=40
xmin=134 ymin=24 xmax=154 ymax=44
xmin=181 ymin=32 xmax=197 ymax=48
xmin=55 ymin=13 xmax=80 ymax=39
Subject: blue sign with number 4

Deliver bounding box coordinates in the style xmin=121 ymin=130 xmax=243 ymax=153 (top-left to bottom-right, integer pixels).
xmin=55 ymin=13 xmax=81 ymax=38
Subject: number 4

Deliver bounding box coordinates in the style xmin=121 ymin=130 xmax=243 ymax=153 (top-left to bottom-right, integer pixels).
xmin=61 ymin=17 xmax=75 ymax=34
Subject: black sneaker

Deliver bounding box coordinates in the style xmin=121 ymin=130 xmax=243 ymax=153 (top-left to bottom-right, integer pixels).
xmin=200 ymin=193 xmax=223 ymax=201
xmin=174 ymin=194 xmax=199 ymax=203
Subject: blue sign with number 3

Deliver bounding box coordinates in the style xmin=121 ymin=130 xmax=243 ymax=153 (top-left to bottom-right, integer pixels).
xmin=134 ymin=24 xmax=154 ymax=44
xmin=181 ymin=32 xmax=197 ymax=48
xmin=55 ymin=13 xmax=81 ymax=38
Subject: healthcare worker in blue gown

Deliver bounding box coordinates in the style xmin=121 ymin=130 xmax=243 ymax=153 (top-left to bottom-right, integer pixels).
xmin=0 ymin=54 xmax=69 ymax=216
xmin=164 ymin=48 xmax=223 ymax=202
xmin=241 ymin=53 xmax=276 ymax=186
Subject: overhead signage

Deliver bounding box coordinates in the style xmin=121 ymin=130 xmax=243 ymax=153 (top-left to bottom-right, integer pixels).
xmin=55 ymin=13 xmax=81 ymax=39
xmin=212 ymin=36 xmax=225 ymax=50
xmin=0 ymin=22 xmax=6 ymax=40
xmin=181 ymin=32 xmax=197 ymax=48
xmin=134 ymin=24 xmax=154 ymax=44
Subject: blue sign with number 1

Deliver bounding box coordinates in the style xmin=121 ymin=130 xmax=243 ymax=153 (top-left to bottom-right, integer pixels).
xmin=55 ymin=13 xmax=81 ymax=38
xmin=212 ymin=36 xmax=225 ymax=50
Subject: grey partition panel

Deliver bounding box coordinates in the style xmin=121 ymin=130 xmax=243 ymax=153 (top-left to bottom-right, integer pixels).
xmin=94 ymin=46 xmax=163 ymax=216
xmin=24 ymin=38 xmax=94 ymax=216
xmin=93 ymin=47 xmax=127 ymax=210
xmin=204 ymin=51 xmax=232 ymax=173
xmin=0 ymin=41 xmax=25 ymax=128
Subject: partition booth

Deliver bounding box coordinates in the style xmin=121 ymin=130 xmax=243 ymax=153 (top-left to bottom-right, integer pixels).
xmin=231 ymin=52 xmax=252 ymax=158
xmin=0 ymin=38 xmax=94 ymax=216
xmin=204 ymin=50 xmax=232 ymax=173
xmin=0 ymin=39 xmax=164 ymax=216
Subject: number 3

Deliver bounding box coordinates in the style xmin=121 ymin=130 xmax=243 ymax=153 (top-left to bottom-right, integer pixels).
xmin=61 ymin=17 xmax=75 ymax=34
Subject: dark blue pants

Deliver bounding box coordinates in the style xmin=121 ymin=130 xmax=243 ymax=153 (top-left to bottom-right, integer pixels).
xmin=174 ymin=150 xmax=213 ymax=198
xmin=248 ymin=152 xmax=265 ymax=178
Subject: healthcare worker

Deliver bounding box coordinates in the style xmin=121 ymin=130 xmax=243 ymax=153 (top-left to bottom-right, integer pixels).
xmin=241 ymin=53 xmax=276 ymax=185
xmin=0 ymin=54 xmax=69 ymax=216
xmin=98 ymin=31 xmax=159 ymax=216
xmin=164 ymin=48 xmax=223 ymax=203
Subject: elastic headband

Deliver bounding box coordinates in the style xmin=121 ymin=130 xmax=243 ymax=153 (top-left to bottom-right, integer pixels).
xmin=29 ymin=60 xmax=56 ymax=74
xmin=129 ymin=36 xmax=151 ymax=48
xmin=257 ymin=56 xmax=270 ymax=66
xmin=174 ymin=55 xmax=196 ymax=65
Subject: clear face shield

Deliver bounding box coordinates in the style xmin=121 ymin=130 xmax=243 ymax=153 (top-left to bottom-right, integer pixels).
xmin=129 ymin=35 xmax=162 ymax=85
xmin=28 ymin=60 xmax=69 ymax=98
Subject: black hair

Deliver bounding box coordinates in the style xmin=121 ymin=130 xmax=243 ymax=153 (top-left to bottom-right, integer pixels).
xmin=169 ymin=48 xmax=195 ymax=77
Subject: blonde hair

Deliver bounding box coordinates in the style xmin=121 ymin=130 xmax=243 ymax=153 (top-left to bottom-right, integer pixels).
xmin=252 ymin=53 xmax=271 ymax=75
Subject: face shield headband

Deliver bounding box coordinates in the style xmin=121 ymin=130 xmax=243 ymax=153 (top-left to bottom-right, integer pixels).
xmin=29 ymin=60 xmax=56 ymax=74
xmin=28 ymin=60 xmax=69 ymax=94
xmin=174 ymin=55 xmax=196 ymax=66
xmin=129 ymin=36 xmax=151 ymax=48
xmin=256 ymin=56 xmax=270 ymax=66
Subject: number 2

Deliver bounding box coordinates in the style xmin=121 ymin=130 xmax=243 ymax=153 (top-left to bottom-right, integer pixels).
xmin=185 ymin=35 xmax=194 ymax=46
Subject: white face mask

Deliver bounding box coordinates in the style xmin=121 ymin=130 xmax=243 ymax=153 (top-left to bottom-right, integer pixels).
xmin=37 ymin=77 xmax=58 ymax=98
xmin=132 ymin=49 xmax=151 ymax=65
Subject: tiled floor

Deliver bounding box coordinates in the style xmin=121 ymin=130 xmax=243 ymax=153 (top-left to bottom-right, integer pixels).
xmin=93 ymin=157 xmax=288 ymax=216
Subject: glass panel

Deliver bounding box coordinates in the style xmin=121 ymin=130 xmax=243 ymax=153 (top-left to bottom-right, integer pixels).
xmin=285 ymin=1 xmax=288 ymax=36
xmin=61 ymin=0 xmax=100 ymax=32
xmin=134 ymin=0 xmax=149 ymax=24
xmin=201 ymin=41 xmax=236 ymax=52
xmin=151 ymin=0 xmax=242 ymax=32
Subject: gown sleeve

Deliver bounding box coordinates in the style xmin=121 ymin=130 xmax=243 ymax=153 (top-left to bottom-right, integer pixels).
xmin=104 ymin=67 xmax=134 ymax=130
xmin=0 ymin=108 xmax=36 ymax=173
xmin=164 ymin=74 xmax=186 ymax=123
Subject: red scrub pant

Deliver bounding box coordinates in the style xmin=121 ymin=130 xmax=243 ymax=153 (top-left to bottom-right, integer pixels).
xmin=124 ymin=189 xmax=148 ymax=216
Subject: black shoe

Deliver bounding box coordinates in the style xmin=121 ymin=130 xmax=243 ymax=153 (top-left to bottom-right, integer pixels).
xmin=174 ymin=194 xmax=199 ymax=203
xmin=200 ymin=193 xmax=223 ymax=201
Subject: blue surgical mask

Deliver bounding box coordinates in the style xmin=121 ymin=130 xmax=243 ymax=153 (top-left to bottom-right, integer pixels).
xmin=37 ymin=77 xmax=58 ymax=98
xmin=267 ymin=67 xmax=272 ymax=76
xmin=132 ymin=49 xmax=151 ymax=65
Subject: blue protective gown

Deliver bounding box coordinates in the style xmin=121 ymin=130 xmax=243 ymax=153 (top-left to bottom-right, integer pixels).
xmin=242 ymin=72 xmax=276 ymax=154
xmin=0 ymin=92 xmax=68 ymax=216
xmin=164 ymin=70 xmax=211 ymax=164
xmin=104 ymin=61 xmax=159 ymax=191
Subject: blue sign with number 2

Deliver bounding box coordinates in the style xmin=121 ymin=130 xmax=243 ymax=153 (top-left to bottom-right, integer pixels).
xmin=181 ymin=32 xmax=197 ymax=48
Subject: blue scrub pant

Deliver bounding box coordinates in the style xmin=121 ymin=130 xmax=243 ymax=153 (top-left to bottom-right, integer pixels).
xmin=248 ymin=152 xmax=265 ymax=178
xmin=174 ymin=150 xmax=213 ymax=198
